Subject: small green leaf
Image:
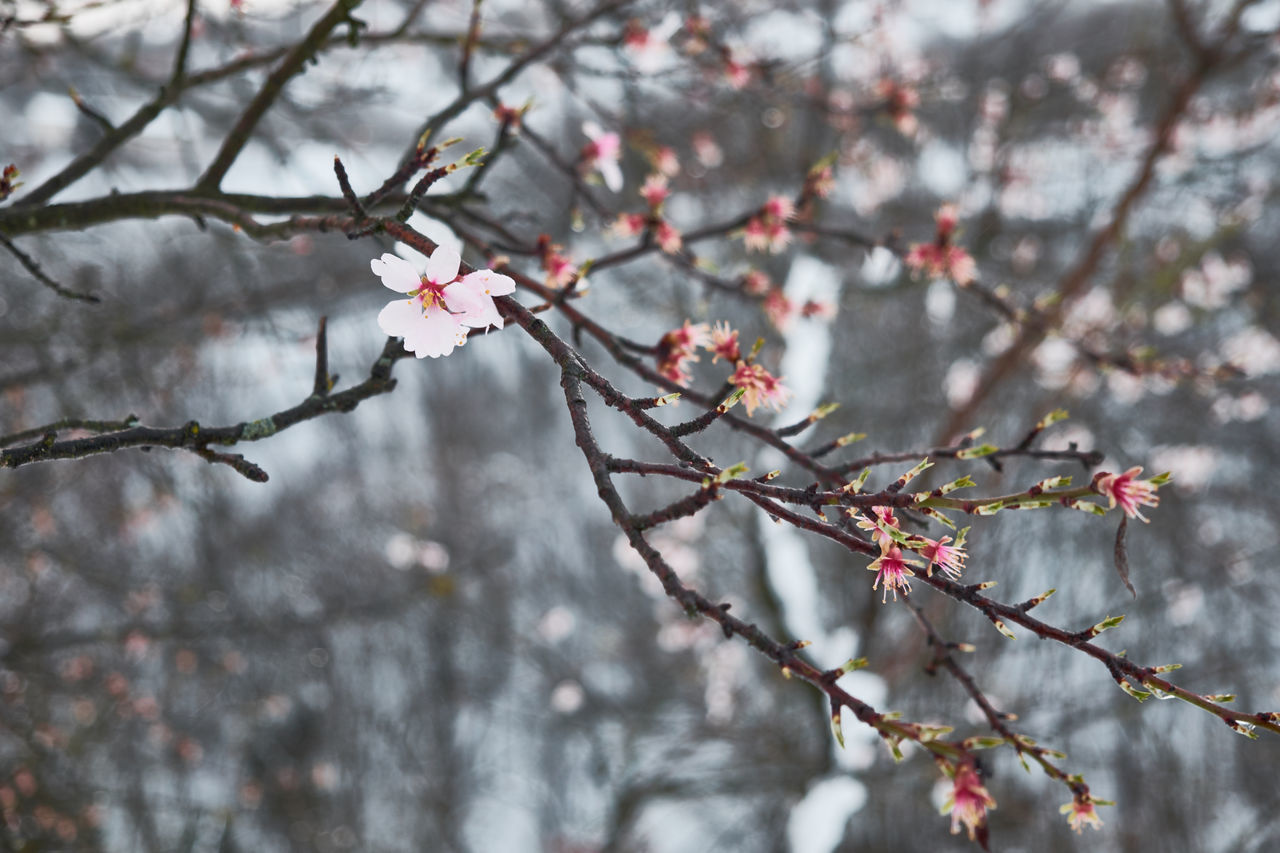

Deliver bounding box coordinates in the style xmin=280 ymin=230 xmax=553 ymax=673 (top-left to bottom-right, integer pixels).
xmin=939 ymin=475 xmax=977 ymax=495
xmin=896 ymin=457 xmax=934 ymax=488
xmin=836 ymin=431 xmax=867 ymax=447
xmin=992 ymin=619 xmax=1016 ymax=640
xmin=956 ymin=443 xmax=999 ymax=459
xmin=1034 ymin=475 xmax=1072 ymax=490
xmin=1117 ymin=680 xmax=1151 ymax=702
xmin=1024 ymin=588 xmax=1057 ymax=609
xmin=837 ymin=657 xmax=869 ymax=675
xmin=843 ymin=469 xmax=870 ymax=493
xmin=705 ymin=463 xmax=750 ymax=488
xmin=918 ymin=507 xmax=957 ymax=530
xmin=918 ymin=724 xmax=953 ymax=742
xmin=1065 ymin=498 xmax=1108 ymax=516
xmin=1225 ymin=719 xmax=1258 ymax=739
xmin=1036 ymin=408 xmax=1070 ymax=429
xmin=717 ymin=387 xmax=747 ymax=412
xmin=1090 ymin=614 xmax=1125 ymax=636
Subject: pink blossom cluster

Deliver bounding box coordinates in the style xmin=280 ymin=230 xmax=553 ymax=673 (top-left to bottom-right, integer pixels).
xmin=728 ymin=362 xmax=791 ymax=416
xmin=610 ymin=174 xmax=682 ymax=253
xmin=537 ymin=235 xmax=578 ymax=289
xmin=804 ymin=162 xmax=836 ymax=199
xmin=858 ymin=508 xmax=920 ymax=601
xmin=655 ymin=320 xmax=709 ymax=385
xmin=743 ymin=195 xmax=795 ymax=254
xmin=905 ymin=203 xmax=978 ymax=285
xmin=652 ymin=320 xmax=791 ymax=416
xmin=372 ymin=247 xmax=515 ymax=359
xmin=856 ymin=506 xmax=968 ymax=602
xmin=708 ymin=322 xmax=740 ymax=364
xmin=876 ymin=77 xmax=920 ymax=135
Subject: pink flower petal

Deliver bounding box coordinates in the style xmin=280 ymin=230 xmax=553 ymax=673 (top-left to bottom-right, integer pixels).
xmin=379 ymin=300 xmax=468 ymax=358
xmin=598 ymin=159 xmax=624 ymax=192
xmin=371 ymin=254 xmax=421 ymax=293
xmin=442 ymin=280 xmax=486 ymax=318
xmin=377 ymin=299 xmax=424 ymax=337
xmin=462 ymin=269 xmax=516 ymax=297
xmin=447 ymin=280 xmax=504 ymax=330
xmin=404 ymin=307 xmax=467 ymax=359
xmin=424 ymin=246 xmax=461 ymax=285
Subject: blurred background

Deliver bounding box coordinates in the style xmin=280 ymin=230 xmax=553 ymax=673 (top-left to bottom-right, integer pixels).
xmin=1 ymin=0 xmax=1279 ymax=850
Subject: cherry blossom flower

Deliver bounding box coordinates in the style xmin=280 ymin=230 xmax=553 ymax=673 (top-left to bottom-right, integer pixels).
xmin=877 ymin=77 xmax=920 ymax=135
xmin=743 ymin=217 xmax=770 ymax=253
xmin=764 ymin=288 xmax=795 ymax=331
xmin=729 ymin=362 xmax=791 ymax=415
xmin=1060 ymin=796 xmax=1104 ymax=833
xmin=640 ymin=173 xmax=670 ymax=209
xmin=764 ymin=195 xmax=795 ymax=221
xmin=742 ymin=270 xmax=772 ymax=295
xmin=943 ymin=763 xmax=996 ymax=842
xmin=538 ymin=236 xmax=579 ymax=288
xmin=856 ymin=507 xmax=899 ymax=550
xmin=800 ymin=299 xmax=837 ymax=321
xmin=806 ymin=164 xmax=835 ymax=198
xmin=656 ymin=321 xmax=709 ymax=385
xmin=373 ymin=248 xmax=515 ymax=359
xmin=905 ymin=204 xmax=977 ymax=285
xmin=581 ymin=122 xmax=623 ymax=191
xmin=935 ymin=203 xmax=960 ymax=238
xmin=765 ymin=220 xmax=793 ymax=253
xmin=724 ymin=52 xmax=753 ymax=89
xmin=623 ymin=13 xmax=681 ymax=73
xmin=708 ymin=322 xmax=740 ymax=364
xmin=611 ymin=213 xmax=648 ymax=239
xmin=692 ymin=131 xmax=723 ymax=168
xmin=649 ymin=145 xmax=680 ymax=177
xmin=655 ymin=221 xmax=683 ymax=254
xmin=867 ymin=545 xmax=916 ymax=602
xmin=1094 ymin=466 xmax=1161 ymax=522
xmin=742 ymin=218 xmax=792 ymax=254
xmin=905 ymin=243 xmax=977 ymax=285
xmin=919 ymin=535 xmax=966 ymax=579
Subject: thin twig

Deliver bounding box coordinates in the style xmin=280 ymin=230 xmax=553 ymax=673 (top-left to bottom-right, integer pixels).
xmin=0 ymin=229 xmax=99 ymax=303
